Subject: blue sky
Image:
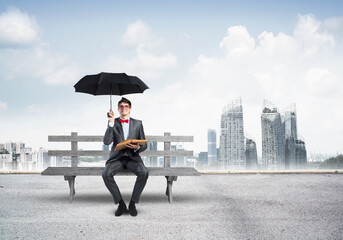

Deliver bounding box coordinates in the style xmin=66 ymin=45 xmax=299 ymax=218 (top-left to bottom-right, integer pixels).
xmin=1 ymin=0 xmax=343 ymax=155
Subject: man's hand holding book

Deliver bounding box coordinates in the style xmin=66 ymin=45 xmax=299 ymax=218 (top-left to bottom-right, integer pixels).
xmin=114 ymin=139 xmax=148 ymax=151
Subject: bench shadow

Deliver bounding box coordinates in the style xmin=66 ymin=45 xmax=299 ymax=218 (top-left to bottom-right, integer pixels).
xmin=38 ymin=192 xmax=206 ymax=204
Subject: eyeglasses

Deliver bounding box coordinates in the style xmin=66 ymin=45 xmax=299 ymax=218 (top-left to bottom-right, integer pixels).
xmin=118 ymin=105 xmax=130 ymax=109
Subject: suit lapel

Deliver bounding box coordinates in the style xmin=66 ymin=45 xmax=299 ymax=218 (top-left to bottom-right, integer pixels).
xmin=115 ymin=118 xmax=125 ymax=141
xmin=128 ymin=118 xmax=134 ymax=139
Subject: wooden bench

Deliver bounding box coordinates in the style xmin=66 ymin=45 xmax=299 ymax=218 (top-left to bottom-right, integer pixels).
xmin=41 ymin=132 xmax=201 ymax=203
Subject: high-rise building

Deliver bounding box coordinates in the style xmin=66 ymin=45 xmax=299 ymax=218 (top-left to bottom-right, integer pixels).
xmin=0 ymin=149 xmax=11 ymax=170
xmin=16 ymin=142 xmax=25 ymax=153
xmin=146 ymin=141 xmax=157 ymax=167
xmin=245 ymin=138 xmax=258 ymax=169
xmin=283 ymin=104 xmax=297 ymax=169
xmin=170 ymin=145 xmax=177 ymax=166
xmin=261 ymin=100 xmax=285 ymax=169
xmin=283 ymin=104 xmax=298 ymax=139
xmin=5 ymin=142 xmax=13 ymax=152
xmin=295 ymin=138 xmax=307 ymax=168
xmin=171 ymin=144 xmax=186 ymax=167
xmin=102 ymin=144 xmax=110 ymax=160
xmin=176 ymin=144 xmax=186 ymax=167
xmin=198 ymin=152 xmax=208 ymax=165
xmin=4 ymin=142 xmax=24 ymax=153
xmin=219 ymin=98 xmax=245 ymax=168
xmin=36 ymin=148 xmax=50 ymax=170
xmin=207 ymin=129 xmax=217 ymax=166
xmin=282 ymin=104 xmax=308 ymax=169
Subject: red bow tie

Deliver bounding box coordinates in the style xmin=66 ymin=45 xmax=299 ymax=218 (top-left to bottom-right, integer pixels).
xmin=120 ymin=119 xmax=129 ymax=123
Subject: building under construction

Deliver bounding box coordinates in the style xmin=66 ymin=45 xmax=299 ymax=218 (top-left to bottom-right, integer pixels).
xmin=219 ymin=98 xmax=245 ymax=169
xmin=261 ymin=100 xmax=285 ymax=169
xmin=283 ymin=104 xmax=307 ymax=169
xmin=294 ymin=138 xmax=307 ymax=167
xmin=283 ymin=104 xmax=297 ymax=169
xmin=262 ymin=101 xmax=307 ymax=169
xmin=245 ymin=138 xmax=258 ymax=169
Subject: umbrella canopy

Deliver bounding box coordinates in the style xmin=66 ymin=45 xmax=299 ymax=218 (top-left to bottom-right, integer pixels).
xmin=74 ymin=72 xmax=149 ymax=109
xmin=74 ymin=72 xmax=149 ymax=96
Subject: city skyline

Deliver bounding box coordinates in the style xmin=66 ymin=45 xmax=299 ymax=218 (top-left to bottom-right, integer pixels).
xmin=0 ymin=95 xmax=341 ymax=158
xmin=1 ymin=1 xmax=343 ymax=156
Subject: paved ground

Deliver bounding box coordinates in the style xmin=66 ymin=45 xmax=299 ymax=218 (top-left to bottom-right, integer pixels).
xmin=0 ymin=174 xmax=342 ymax=240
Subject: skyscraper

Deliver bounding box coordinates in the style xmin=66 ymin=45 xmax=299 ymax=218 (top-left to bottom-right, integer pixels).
xmin=283 ymin=104 xmax=307 ymax=169
xmin=261 ymin=100 xmax=285 ymax=169
xmin=102 ymin=144 xmax=110 ymax=161
xmin=219 ymin=98 xmax=245 ymax=168
xmin=283 ymin=104 xmax=298 ymax=139
xmin=207 ymin=129 xmax=217 ymax=166
xmin=171 ymin=144 xmax=186 ymax=167
xmin=245 ymin=138 xmax=258 ymax=169
xmin=295 ymin=138 xmax=307 ymax=168
xmin=283 ymin=104 xmax=297 ymax=169
xmin=146 ymin=141 xmax=157 ymax=167
xmin=198 ymin=152 xmax=208 ymax=165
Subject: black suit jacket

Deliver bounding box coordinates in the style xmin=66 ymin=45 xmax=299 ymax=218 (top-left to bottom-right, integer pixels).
xmin=103 ymin=117 xmax=147 ymax=164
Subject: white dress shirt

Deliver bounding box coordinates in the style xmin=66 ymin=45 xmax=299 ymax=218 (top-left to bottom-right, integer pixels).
xmin=108 ymin=117 xmax=139 ymax=152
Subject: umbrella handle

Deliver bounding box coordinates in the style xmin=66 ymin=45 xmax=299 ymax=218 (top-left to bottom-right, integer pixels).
xmin=107 ymin=94 xmax=112 ymax=118
xmin=110 ymin=93 xmax=112 ymax=111
xmin=110 ymin=85 xmax=112 ymax=111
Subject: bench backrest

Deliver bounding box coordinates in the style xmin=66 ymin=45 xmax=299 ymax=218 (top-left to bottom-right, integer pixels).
xmin=48 ymin=132 xmax=193 ymax=168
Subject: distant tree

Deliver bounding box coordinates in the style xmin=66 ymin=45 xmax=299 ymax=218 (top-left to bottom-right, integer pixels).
xmin=195 ymin=161 xmax=206 ymax=170
xmin=0 ymin=149 xmax=9 ymax=154
xmin=209 ymin=162 xmax=219 ymax=169
xmin=319 ymin=154 xmax=343 ymax=169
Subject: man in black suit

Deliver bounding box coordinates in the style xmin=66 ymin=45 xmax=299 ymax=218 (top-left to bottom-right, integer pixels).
xmin=102 ymin=97 xmax=148 ymax=217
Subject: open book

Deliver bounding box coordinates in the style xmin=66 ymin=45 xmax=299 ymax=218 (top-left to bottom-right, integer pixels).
xmin=114 ymin=139 xmax=148 ymax=151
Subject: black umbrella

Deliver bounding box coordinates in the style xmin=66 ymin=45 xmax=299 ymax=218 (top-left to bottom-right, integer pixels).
xmin=74 ymin=72 xmax=149 ymax=110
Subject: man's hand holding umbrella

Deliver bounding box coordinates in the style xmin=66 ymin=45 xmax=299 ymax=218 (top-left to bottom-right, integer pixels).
xmin=107 ymin=109 xmax=115 ymax=123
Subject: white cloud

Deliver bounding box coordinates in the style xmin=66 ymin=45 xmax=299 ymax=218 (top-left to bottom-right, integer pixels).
xmin=322 ymin=16 xmax=343 ymax=31
xmin=136 ymin=44 xmax=177 ymax=70
xmin=43 ymin=64 xmax=83 ymax=86
xmin=294 ymin=14 xmax=335 ymax=57
xmin=100 ymin=20 xmax=177 ymax=82
xmin=121 ymin=20 xmax=152 ymax=47
xmin=0 ymin=7 xmax=82 ymax=86
xmin=0 ymin=7 xmax=41 ymax=47
xmin=1 ymin=46 xmax=83 ymax=85
xmin=0 ymin=19 xmax=176 ymax=86
xmin=0 ymin=101 xmax=7 ymax=110
xmin=25 ymin=105 xmax=40 ymax=113
xmin=304 ymin=68 xmax=339 ymax=96
xmin=220 ymin=25 xmax=255 ymax=57
xmin=257 ymin=31 xmax=297 ymax=60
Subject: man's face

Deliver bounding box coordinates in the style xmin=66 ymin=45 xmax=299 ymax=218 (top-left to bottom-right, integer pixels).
xmin=118 ymin=103 xmax=131 ymax=117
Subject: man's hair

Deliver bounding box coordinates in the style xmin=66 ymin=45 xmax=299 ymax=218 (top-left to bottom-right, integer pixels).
xmin=118 ymin=97 xmax=131 ymax=107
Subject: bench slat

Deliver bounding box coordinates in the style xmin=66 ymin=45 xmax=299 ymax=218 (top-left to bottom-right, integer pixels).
xmin=48 ymin=150 xmax=194 ymax=157
xmin=48 ymin=135 xmax=194 ymax=142
xmin=41 ymin=167 xmax=201 ymax=176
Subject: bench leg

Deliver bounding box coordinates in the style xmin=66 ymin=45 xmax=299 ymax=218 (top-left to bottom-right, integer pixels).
xmin=64 ymin=176 xmax=76 ymax=203
xmin=165 ymin=176 xmax=177 ymax=203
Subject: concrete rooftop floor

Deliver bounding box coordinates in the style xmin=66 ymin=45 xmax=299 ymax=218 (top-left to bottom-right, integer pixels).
xmin=0 ymin=173 xmax=342 ymax=240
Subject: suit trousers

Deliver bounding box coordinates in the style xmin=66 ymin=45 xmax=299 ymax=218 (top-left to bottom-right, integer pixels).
xmin=102 ymin=156 xmax=149 ymax=204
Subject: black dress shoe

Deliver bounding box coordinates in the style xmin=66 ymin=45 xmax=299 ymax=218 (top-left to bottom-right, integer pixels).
xmin=129 ymin=201 xmax=137 ymax=217
xmin=115 ymin=202 xmax=127 ymax=217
